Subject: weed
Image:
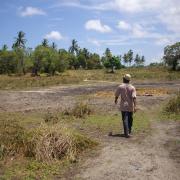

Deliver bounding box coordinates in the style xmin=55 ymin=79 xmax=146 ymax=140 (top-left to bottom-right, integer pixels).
xmin=63 ymin=102 xmax=92 ymax=118
xmin=44 ymin=111 xmax=59 ymax=124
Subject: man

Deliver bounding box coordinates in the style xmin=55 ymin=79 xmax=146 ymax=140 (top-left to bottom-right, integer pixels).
xmin=114 ymin=74 xmax=136 ymax=138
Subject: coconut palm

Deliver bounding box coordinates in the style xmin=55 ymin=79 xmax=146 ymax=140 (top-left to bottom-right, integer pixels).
xmin=52 ymin=42 xmax=57 ymax=50
xmin=13 ymin=31 xmax=26 ymax=49
xmin=69 ymin=39 xmax=79 ymax=55
xmin=2 ymin=44 xmax=8 ymax=51
xmin=42 ymin=39 xmax=49 ymax=47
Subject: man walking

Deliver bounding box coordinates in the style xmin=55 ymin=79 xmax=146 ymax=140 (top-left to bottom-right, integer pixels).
xmin=114 ymin=74 xmax=136 ymax=138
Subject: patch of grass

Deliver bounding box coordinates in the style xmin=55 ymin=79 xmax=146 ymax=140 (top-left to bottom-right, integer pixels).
xmin=84 ymin=114 xmax=121 ymax=133
xmin=0 ymin=159 xmax=69 ymax=180
xmin=133 ymin=111 xmax=151 ymax=133
xmin=83 ymin=111 xmax=150 ymax=134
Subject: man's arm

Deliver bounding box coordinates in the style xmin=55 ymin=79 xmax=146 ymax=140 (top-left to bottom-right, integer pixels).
xmin=133 ymin=97 xmax=137 ymax=112
xmin=132 ymin=87 xmax=137 ymax=112
xmin=114 ymin=87 xmax=120 ymax=104
xmin=115 ymin=96 xmax=118 ymax=104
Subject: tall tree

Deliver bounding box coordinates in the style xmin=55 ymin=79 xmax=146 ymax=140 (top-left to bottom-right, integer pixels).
xmin=42 ymin=39 xmax=49 ymax=47
xmin=12 ymin=31 xmax=27 ymax=75
xmin=127 ymin=49 xmax=133 ymax=67
xmin=123 ymin=53 xmax=128 ymax=66
xmin=69 ymin=39 xmax=79 ymax=55
xmin=163 ymin=42 xmax=180 ymax=70
xmin=103 ymin=48 xmax=117 ymax=73
xmin=141 ymin=55 xmax=145 ymax=66
xmin=12 ymin=31 xmax=26 ymax=49
xmin=52 ymin=42 xmax=57 ymax=50
xmin=2 ymin=44 xmax=8 ymax=51
xmin=134 ymin=54 xmax=141 ymax=66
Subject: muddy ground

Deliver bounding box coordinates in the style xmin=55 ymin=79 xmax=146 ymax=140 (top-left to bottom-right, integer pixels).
xmin=0 ymin=81 xmax=180 ymax=180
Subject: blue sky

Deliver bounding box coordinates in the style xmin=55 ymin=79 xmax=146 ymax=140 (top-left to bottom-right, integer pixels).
xmin=1 ymin=0 xmax=180 ymax=64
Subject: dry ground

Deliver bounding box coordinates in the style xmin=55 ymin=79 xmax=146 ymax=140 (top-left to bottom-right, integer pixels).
xmin=0 ymin=81 xmax=179 ymax=180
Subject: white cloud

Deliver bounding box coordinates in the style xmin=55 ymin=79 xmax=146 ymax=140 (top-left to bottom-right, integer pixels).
xmin=45 ymin=31 xmax=63 ymax=40
xmin=19 ymin=6 xmax=46 ymax=17
xmin=117 ymin=21 xmax=131 ymax=30
xmin=132 ymin=23 xmax=149 ymax=38
xmin=155 ymin=37 xmax=171 ymax=46
xmin=85 ymin=19 xmax=112 ymax=33
xmin=56 ymin=0 xmax=180 ymax=34
xmin=88 ymin=38 xmax=101 ymax=46
xmin=159 ymin=6 xmax=180 ymax=33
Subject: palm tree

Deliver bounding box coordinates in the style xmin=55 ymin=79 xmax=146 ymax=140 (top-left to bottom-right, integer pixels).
xmin=52 ymin=42 xmax=57 ymax=50
xmin=13 ymin=31 xmax=26 ymax=49
xmin=42 ymin=39 xmax=49 ymax=47
xmin=123 ymin=53 xmax=128 ymax=66
xmin=82 ymin=48 xmax=90 ymax=69
xmin=12 ymin=31 xmax=27 ymax=75
xmin=134 ymin=54 xmax=141 ymax=66
xmin=127 ymin=49 xmax=133 ymax=67
xmin=69 ymin=39 xmax=79 ymax=55
xmin=2 ymin=44 xmax=8 ymax=51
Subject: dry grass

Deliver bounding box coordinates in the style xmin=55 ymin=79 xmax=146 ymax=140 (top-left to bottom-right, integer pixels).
xmin=63 ymin=102 xmax=92 ymax=118
xmin=0 ymin=67 xmax=179 ymax=90
xmin=31 ymin=124 xmax=97 ymax=162
xmin=92 ymin=88 xmax=170 ymax=98
xmin=0 ymin=119 xmax=97 ymax=162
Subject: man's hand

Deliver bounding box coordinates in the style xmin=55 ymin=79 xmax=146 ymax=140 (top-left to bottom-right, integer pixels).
xmin=134 ymin=107 xmax=137 ymax=113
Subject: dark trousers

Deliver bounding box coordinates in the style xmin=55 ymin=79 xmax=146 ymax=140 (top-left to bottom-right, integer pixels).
xmin=121 ymin=111 xmax=133 ymax=137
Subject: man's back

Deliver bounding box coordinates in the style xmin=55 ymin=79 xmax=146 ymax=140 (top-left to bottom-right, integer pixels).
xmin=115 ymin=83 xmax=136 ymax=112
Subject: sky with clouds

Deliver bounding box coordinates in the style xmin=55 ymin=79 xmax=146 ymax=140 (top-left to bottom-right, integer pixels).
xmin=1 ymin=0 xmax=180 ymax=64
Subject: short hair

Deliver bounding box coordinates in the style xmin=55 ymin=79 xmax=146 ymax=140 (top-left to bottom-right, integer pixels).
xmin=123 ymin=77 xmax=130 ymax=83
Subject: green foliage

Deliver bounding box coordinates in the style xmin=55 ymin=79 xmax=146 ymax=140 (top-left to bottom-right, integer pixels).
xmin=0 ymin=31 xmax=151 ymax=75
xmin=103 ymin=48 xmax=122 ymax=72
xmin=0 ymin=50 xmax=17 ymax=74
xmin=164 ymin=42 xmax=180 ymax=70
xmin=32 ymin=45 xmax=67 ymax=75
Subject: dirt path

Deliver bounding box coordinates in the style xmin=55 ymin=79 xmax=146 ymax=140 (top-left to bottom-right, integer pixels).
xmin=75 ymin=121 xmax=180 ymax=180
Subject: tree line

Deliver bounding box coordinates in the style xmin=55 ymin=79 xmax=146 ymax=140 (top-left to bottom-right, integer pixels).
xmin=0 ymin=31 xmax=146 ymax=75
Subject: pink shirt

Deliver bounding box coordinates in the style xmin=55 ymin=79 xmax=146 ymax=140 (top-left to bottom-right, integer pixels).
xmin=115 ymin=83 xmax=136 ymax=112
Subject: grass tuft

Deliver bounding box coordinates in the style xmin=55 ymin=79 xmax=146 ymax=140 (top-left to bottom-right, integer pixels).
xmin=63 ymin=102 xmax=92 ymax=118
xmin=164 ymin=93 xmax=180 ymax=114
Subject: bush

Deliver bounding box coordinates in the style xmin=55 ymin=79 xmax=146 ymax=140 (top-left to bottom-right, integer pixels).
xmin=164 ymin=93 xmax=180 ymax=114
xmin=0 ymin=120 xmax=97 ymax=162
xmin=32 ymin=124 xmax=97 ymax=162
